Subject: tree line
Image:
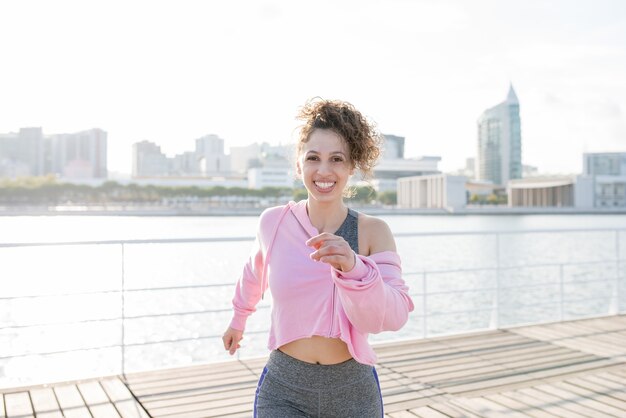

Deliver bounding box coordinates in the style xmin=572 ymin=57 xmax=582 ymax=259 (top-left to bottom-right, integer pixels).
xmin=0 ymin=176 xmax=398 ymax=206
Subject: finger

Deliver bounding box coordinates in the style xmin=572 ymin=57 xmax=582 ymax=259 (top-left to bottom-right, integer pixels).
xmin=223 ymin=335 xmax=232 ymax=350
xmin=229 ymin=342 xmax=241 ymax=355
xmin=310 ymin=243 xmax=351 ymax=260
xmin=306 ymin=233 xmax=341 ymax=248
xmin=308 ymin=238 xmax=346 ymax=253
xmin=318 ymin=255 xmax=344 ymax=268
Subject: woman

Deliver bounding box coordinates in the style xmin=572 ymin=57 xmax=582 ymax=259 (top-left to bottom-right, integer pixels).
xmin=223 ymin=98 xmax=414 ymax=417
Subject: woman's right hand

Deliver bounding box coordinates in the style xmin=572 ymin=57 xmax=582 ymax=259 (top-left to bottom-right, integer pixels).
xmin=222 ymin=327 xmax=244 ymax=355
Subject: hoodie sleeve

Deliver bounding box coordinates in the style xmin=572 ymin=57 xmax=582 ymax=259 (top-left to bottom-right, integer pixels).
xmin=331 ymin=251 xmax=414 ymax=334
xmin=228 ymin=232 xmax=266 ymax=331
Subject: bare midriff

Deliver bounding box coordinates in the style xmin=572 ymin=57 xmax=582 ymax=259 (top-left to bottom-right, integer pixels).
xmin=278 ymin=336 xmax=353 ymax=365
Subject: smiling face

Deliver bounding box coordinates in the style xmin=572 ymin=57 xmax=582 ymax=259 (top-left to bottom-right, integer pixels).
xmin=297 ymin=129 xmax=354 ymax=203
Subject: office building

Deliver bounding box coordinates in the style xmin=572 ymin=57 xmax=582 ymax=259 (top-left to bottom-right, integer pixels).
xmin=195 ymin=134 xmax=230 ymax=175
xmin=0 ymin=127 xmax=107 ymax=179
xmin=356 ymin=134 xmax=441 ymax=191
xmin=381 ymin=134 xmax=405 ymax=159
xmin=508 ymin=177 xmax=577 ymax=207
xmin=397 ymin=174 xmax=467 ymax=210
xmin=476 ymin=85 xmax=522 ymax=185
xmin=132 ymin=141 xmax=169 ymax=177
xmin=583 ymin=152 xmax=626 ymax=207
xmin=48 ymin=129 xmax=108 ymax=179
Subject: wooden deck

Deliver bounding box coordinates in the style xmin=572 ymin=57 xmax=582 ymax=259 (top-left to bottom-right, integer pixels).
xmin=2 ymin=315 xmax=626 ymax=417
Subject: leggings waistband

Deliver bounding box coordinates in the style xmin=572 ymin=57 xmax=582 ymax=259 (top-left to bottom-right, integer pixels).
xmin=266 ymin=349 xmax=374 ymax=391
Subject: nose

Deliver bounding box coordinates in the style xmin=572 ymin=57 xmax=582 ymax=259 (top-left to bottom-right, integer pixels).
xmin=317 ymin=160 xmax=332 ymax=175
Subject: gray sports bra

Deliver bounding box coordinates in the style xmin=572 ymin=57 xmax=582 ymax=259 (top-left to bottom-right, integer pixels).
xmin=334 ymin=208 xmax=359 ymax=254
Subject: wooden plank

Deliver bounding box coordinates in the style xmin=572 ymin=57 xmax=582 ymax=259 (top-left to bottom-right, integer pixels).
xmin=384 ymin=395 xmax=450 ymax=414
xmin=139 ymin=386 xmax=255 ymax=410
xmin=407 ymin=406 xmax=449 ymax=417
xmin=384 ymin=410 xmax=417 ymax=417
xmin=608 ymin=368 xmax=626 ymax=380
xmin=481 ymin=393 xmax=554 ymax=418
xmin=553 ymin=380 xmax=626 ymax=414
xmin=126 ymin=366 xmax=254 ymax=392
xmin=100 ymin=378 xmax=149 ymax=418
xmin=53 ymin=385 xmax=90 ymax=418
xmin=567 ymin=375 xmax=626 ymax=402
xmin=176 ymin=401 xmax=251 ymax=418
xmin=29 ymin=388 xmax=63 ymax=418
xmin=495 ymin=389 xmax=584 ymax=418
xmin=528 ymin=357 xmax=621 ymax=381
xmin=601 ymin=370 xmax=626 ymax=386
xmin=439 ymin=370 xmax=537 ymax=396
xmin=128 ymin=370 xmax=257 ymax=398
xmin=502 ymin=350 xmax=596 ymax=372
xmin=4 ymin=392 xmax=33 ymax=418
xmin=402 ymin=359 xmax=508 ymax=382
xmin=77 ymin=381 xmax=120 ymax=418
xmin=123 ymin=360 xmax=248 ymax=383
xmin=473 ymin=342 xmax=568 ymax=363
xmin=535 ymin=382 xmax=624 ymax=417
xmin=427 ymin=401 xmax=480 ymax=418
xmin=450 ymin=396 xmax=528 ymax=418
xmin=142 ymin=390 xmax=254 ymax=417
xmin=514 ymin=387 xmax=594 ymax=418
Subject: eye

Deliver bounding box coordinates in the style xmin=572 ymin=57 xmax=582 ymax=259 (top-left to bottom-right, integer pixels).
xmin=332 ymin=156 xmax=344 ymax=162
xmin=306 ymin=155 xmax=319 ymax=161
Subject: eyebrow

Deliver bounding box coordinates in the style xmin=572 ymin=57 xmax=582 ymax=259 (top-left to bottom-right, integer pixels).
xmin=305 ymin=151 xmax=347 ymax=156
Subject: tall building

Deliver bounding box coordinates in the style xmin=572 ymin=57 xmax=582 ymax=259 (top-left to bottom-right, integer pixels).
xmin=398 ymin=174 xmax=467 ymax=210
xmin=381 ymin=134 xmax=405 ymax=159
xmin=195 ymin=134 xmax=230 ymax=175
xmin=476 ymin=84 xmax=522 ymax=185
xmin=583 ymin=152 xmax=626 ymax=207
xmin=0 ymin=127 xmax=107 ymax=179
xmin=132 ymin=140 xmax=169 ymax=177
xmin=48 ymin=129 xmax=107 ymax=178
xmin=584 ymin=152 xmax=626 ymax=176
xmin=230 ymin=143 xmax=262 ymax=174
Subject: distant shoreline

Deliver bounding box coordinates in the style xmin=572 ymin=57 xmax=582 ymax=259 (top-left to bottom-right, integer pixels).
xmin=1 ymin=205 xmax=625 ymax=216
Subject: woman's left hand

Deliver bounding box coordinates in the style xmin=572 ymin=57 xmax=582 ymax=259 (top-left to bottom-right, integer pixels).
xmin=306 ymin=232 xmax=356 ymax=272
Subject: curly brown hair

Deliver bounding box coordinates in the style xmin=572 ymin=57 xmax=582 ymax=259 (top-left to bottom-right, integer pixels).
xmin=296 ymin=98 xmax=382 ymax=179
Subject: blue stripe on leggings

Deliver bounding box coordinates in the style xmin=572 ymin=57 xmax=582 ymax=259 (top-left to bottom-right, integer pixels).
xmin=373 ymin=367 xmax=384 ymax=417
xmin=254 ymin=366 xmax=269 ymax=418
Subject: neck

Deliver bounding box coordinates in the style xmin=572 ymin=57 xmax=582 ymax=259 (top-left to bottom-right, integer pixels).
xmin=306 ymin=198 xmax=348 ymax=233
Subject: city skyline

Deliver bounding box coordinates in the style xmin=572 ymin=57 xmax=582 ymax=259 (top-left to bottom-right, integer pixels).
xmin=1 ymin=0 xmax=625 ymax=176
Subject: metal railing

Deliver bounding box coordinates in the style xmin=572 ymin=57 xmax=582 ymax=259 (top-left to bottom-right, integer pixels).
xmin=1 ymin=228 xmax=624 ymax=387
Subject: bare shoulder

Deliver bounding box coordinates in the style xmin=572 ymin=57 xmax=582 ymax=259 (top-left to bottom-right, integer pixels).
xmin=358 ymin=212 xmax=397 ymax=255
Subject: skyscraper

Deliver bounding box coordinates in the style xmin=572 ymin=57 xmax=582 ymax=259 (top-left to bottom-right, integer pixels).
xmin=476 ymin=84 xmax=522 ymax=185
xmin=0 ymin=127 xmax=107 ymax=178
xmin=195 ymin=134 xmax=230 ymax=175
xmin=49 ymin=129 xmax=108 ymax=178
xmin=132 ymin=140 xmax=169 ymax=177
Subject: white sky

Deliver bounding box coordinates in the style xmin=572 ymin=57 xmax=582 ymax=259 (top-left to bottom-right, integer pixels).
xmin=1 ymin=0 xmax=625 ymax=175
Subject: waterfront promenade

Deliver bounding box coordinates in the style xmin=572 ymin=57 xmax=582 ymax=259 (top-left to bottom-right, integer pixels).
xmin=2 ymin=314 xmax=626 ymax=417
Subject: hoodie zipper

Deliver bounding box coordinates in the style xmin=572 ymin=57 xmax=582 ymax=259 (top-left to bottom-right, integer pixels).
xmin=288 ymin=202 xmax=338 ymax=337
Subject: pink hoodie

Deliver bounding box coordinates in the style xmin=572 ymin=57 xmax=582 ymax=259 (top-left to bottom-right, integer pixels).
xmin=229 ymin=200 xmax=414 ymax=365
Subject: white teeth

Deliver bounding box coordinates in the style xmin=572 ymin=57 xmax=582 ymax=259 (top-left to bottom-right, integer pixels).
xmin=315 ymin=181 xmax=335 ymax=189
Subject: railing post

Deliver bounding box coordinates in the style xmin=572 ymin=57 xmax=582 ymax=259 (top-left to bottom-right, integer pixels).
xmin=422 ymin=271 xmax=427 ymax=339
xmin=610 ymin=230 xmax=621 ymax=314
xmin=559 ymin=264 xmax=564 ymax=321
xmin=121 ymin=243 xmax=126 ymax=378
xmin=490 ymin=233 xmax=500 ymax=329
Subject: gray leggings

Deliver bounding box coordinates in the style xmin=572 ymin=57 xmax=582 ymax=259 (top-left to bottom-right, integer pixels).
xmin=254 ymin=350 xmax=383 ymax=417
